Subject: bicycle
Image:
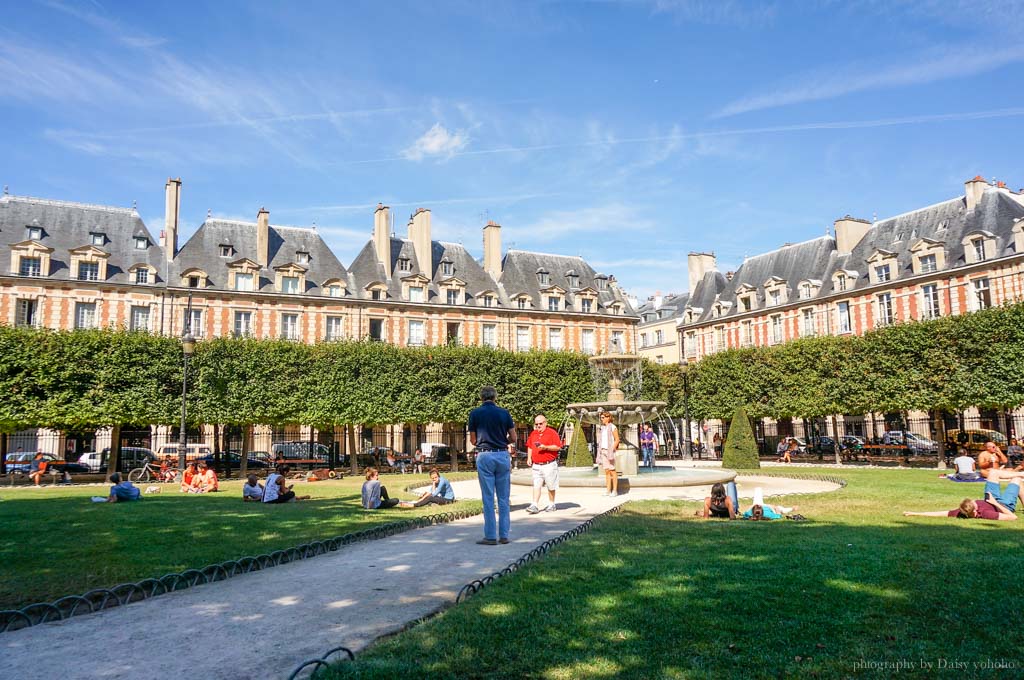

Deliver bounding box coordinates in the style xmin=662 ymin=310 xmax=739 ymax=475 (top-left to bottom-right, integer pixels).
xmin=128 ymin=462 xmax=176 ymax=484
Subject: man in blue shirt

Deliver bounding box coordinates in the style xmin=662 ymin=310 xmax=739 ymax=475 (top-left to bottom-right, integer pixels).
xmin=468 ymin=385 xmax=516 ymax=545
xmin=107 ymin=473 xmax=141 ymax=502
xmin=411 ymin=467 xmax=456 ymax=507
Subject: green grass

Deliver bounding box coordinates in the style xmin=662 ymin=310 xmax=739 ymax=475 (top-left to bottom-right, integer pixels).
xmin=325 ymin=468 xmax=1024 ymax=679
xmin=0 ymin=473 xmax=480 ymax=610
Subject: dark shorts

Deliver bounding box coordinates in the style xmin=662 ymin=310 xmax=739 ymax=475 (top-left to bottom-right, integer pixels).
xmin=266 ymin=490 xmax=296 ymax=504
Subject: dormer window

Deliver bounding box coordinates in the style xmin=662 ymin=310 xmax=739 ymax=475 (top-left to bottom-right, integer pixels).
xmin=188 ymin=276 xmax=201 ymax=288
xmin=763 ymin=278 xmax=787 ymax=307
xmin=447 ymin=289 xmax=460 ymax=305
xmin=836 ymin=274 xmax=847 ymax=292
xmin=398 ymin=258 xmax=411 ymax=272
xmin=548 ymin=296 xmax=560 ymax=312
xmin=371 ymin=289 xmax=383 ymax=301
xmin=134 ymin=237 xmax=149 ymax=250
xmin=27 ymin=227 xmax=43 ymax=241
xmin=281 ymin=276 xmax=299 ymax=294
xmin=595 ymin=275 xmax=608 ymax=291
xmin=235 ymin=273 xmax=254 ymax=291
xmin=972 ymin=238 xmax=986 ymax=262
xmin=581 ymin=298 xmax=592 ymax=313
xmin=134 ymin=268 xmax=149 ymax=284
xmin=327 ymin=284 xmax=343 ymax=298
xmin=961 ymin=231 xmax=995 ymax=265
xmin=90 ymin=232 xmax=105 ymax=246
xmin=296 ymin=251 xmax=310 ymax=265
xmin=482 ymin=295 xmax=494 ymax=308
xmin=874 ymin=264 xmax=891 ymax=282
xmin=219 ymin=245 xmax=233 ymax=258
xmin=409 ymin=286 xmax=424 ymax=303
xmin=910 ymin=238 xmax=946 ymax=275
xmin=441 ymin=261 xmax=453 ymax=276
xmin=537 ymin=268 xmax=550 ymax=286
xmin=919 ymin=254 xmax=937 ymax=273
xmin=19 ymin=257 xmax=41 ymax=277
xmin=768 ymin=289 xmax=780 ymax=306
xmin=516 ymin=296 xmax=529 ymax=310
xmin=566 ymin=271 xmax=579 ymax=288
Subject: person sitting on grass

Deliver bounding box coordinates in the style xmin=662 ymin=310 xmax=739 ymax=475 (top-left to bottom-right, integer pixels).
xmin=361 ymin=467 xmax=401 ymax=509
xmin=193 ymin=461 xmax=219 ymax=493
xmin=242 ymin=474 xmax=264 ymax=502
xmin=107 ymin=472 xmax=141 ymax=503
xmin=702 ymin=482 xmax=736 ymax=519
xmin=180 ymin=462 xmax=198 ymax=493
xmin=904 ymin=497 xmax=1017 ymax=521
xmin=262 ymin=465 xmax=311 ymax=504
xmin=948 ymin=447 xmax=982 ymax=481
xmin=408 ymin=467 xmax=455 ymax=507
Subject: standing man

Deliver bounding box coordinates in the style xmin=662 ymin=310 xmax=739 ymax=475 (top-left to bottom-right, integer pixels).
xmin=526 ymin=414 xmax=562 ymax=514
xmin=468 ymin=385 xmax=516 ymax=545
xmin=640 ymin=423 xmax=658 ymax=468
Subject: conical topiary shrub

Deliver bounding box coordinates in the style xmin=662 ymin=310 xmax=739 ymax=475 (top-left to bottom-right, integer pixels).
xmin=566 ymin=425 xmax=593 ymax=467
xmin=722 ymin=405 xmax=761 ymax=469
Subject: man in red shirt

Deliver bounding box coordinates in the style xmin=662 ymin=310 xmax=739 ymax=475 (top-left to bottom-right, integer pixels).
xmin=526 ymin=414 xmax=562 ymax=514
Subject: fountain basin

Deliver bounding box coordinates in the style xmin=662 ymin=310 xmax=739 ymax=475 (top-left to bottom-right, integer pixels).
xmin=511 ymin=465 xmax=736 ymax=488
xmin=566 ymin=401 xmax=667 ymax=425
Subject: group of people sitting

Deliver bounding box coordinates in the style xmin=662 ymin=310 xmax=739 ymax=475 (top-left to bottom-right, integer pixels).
xmin=701 ymin=482 xmax=800 ymax=520
xmin=907 ymin=441 xmax=1023 ymax=521
xmin=776 ymin=438 xmax=799 ymax=464
xmin=241 ymin=465 xmax=312 ymax=503
xmin=361 ymin=466 xmax=455 ymax=509
xmin=178 ymin=461 xmax=219 ymax=493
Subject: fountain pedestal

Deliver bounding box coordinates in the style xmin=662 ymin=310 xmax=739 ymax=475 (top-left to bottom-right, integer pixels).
xmin=614 ymin=448 xmax=638 ymax=476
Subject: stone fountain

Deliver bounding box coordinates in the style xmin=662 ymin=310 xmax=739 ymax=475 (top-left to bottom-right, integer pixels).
xmin=511 ymin=341 xmax=736 ymax=489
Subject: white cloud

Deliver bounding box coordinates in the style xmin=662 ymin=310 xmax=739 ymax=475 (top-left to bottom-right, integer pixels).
xmin=41 ymin=0 xmax=168 ymax=49
xmin=715 ymin=44 xmax=1024 ymax=118
xmin=402 ymin=123 xmax=470 ymax=161
xmin=646 ymin=0 xmax=776 ymax=27
xmin=0 ymin=40 xmax=132 ymax=104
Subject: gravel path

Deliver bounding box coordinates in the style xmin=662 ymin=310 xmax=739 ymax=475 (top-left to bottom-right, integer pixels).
xmin=1 ymin=471 xmax=840 ymax=680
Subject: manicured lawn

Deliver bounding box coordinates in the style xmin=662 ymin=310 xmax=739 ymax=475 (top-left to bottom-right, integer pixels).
xmin=325 ymin=468 xmax=1024 ymax=679
xmin=0 ymin=473 xmax=480 ymax=610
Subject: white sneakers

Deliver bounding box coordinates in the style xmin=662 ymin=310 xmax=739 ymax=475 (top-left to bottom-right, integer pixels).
xmin=602 ymin=491 xmax=618 ymax=497
xmin=545 ymin=504 xmax=556 ymax=512
xmin=526 ymin=504 xmax=540 ymax=514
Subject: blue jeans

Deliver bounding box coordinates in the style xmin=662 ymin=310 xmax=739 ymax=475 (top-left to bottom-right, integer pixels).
xmin=641 ymin=446 xmax=654 ymax=467
xmin=726 ymin=481 xmax=739 ymax=512
xmin=476 ymin=451 xmax=511 ymax=540
xmin=984 ymin=480 xmax=1020 ymax=512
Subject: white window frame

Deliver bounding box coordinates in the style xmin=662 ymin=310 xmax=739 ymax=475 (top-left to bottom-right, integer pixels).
xmin=281 ymin=313 xmax=300 ymax=340
xmin=770 ymin=315 xmax=783 ymax=344
xmin=234 ymin=311 xmax=253 ymax=338
xmin=184 ymin=309 xmax=203 ymax=337
xmin=235 ymin=272 xmax=254 ymax=292
xmin=129 ymin=305 xmax=150 ymax=332
xmin=547 ymin=296 xmax=560 ymax=312
xmin=482 ymin=323 xmax=497 ymax=347
xmin=581 ymin=328 xmax=595 ymax=354
xmin=16 ymin=299 xmax=39 ymax=328
xmin=135 ymin=237 xmax=149 ymax=250
xmin=78 ymin=261 xmax=100 ymax=281
xmin=409 ymin=286 xmax=424 ymax=303
xmin=134 ymin=268 xmax=149 ymax=285
xmin=281 ymin=276 xmax=300 ymax=294
xmin=919 ymin=254 xmax=937 ymax=274
xmin=877 ymin=293 xmax=894 ymax=326
xmin=922 ymin=284 xmax=940 ymax=320
xmin=837 ymin=302 xmax=852 ymax=334
xmin=516 ymin=326 xmax=531 ymax=352
xmin=325 ymin=316 xmax=343 ymax=341
xmin=408 ymin=319 xmax=425 ymax=346
xmin=801 ymin=309 xmax=815 ymax=337
xmin=972 ymin=278 xmax=991 ymax=310
xmin=75 ymin=302 xmax=97 ymax=329
xmin=446 ymin=289 xmax=460 ymax=305
xmin=548 ymin=327 xmax=563 ymax=351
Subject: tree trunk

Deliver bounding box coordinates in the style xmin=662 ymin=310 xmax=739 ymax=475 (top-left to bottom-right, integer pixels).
xmin=348 ymin=425 xmax=359 ymax=476
xmin=0 ymin=432 xmax=7 ymax=475
xmin=239 ymin=424 xmax=250 ymax=478
xmin=105 ymin=424 xmax=121 ymax=479
xmin=934 ymin=410 xmax=947 ymax=470
xmin=830 ymin=415 xmax=842 ymax=465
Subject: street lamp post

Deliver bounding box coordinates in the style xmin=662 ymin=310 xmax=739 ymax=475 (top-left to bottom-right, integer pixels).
xmin=681 ymin=358 xmax=691 ymax=459
xmin=178 ymin=331 xmax=196 ymax=473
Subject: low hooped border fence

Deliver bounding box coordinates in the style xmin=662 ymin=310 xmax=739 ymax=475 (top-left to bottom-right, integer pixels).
xmin=0 ymin=508 xmax=481 ymax=634
xmin=287 ymin=502 xmax=626 ymax=680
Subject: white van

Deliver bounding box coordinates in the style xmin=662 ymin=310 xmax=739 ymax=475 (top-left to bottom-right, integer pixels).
xmin=79 ymin=447 xmax=156 ymax=473
xmin=155 ymin=443 xmax=212 ymax=462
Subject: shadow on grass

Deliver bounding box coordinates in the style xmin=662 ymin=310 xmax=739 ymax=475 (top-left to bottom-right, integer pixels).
xmin=0 ymin=490 xmax=480 ymax=610
xmin=323 ymin=509 xmax=1024 ymax=680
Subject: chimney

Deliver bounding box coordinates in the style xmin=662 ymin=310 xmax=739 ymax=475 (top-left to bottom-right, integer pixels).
xmin=256 ymin=207 xmax=270 ymax=267
xmin=374 ymin=203 xmax=392 ymax=278
xmin=833 ymin=215 xmax=871 ymax=254
xmin=965 ymin=175 xmax=987 ymax=211
xmin=409 ymin=208 xmax=432 ymax=274
xmin=163 ymin=177 xmax=181 ymax=262
xmin=482 ymin=220 xmax=502 ymax=280
xmin=687 ymin=252 xmax=717 ymax=293
xmin=653 ymin=290 xmax=663 ymax=309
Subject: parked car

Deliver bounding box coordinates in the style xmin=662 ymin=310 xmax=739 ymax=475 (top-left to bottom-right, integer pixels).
xmin=79 ymin=447 xmax=156 ymax=473
xmin=811 ymin=435 xmax=866 ymax=455
xmin=946 ymin=429 xmax=1008 ymax=454
xmin=7 ymin=453 xmax=91 ymax=475
xmin=881 ymin=431 xmax=938 ymax=454
xmin=270 ymin=441 xmax=331 ymax=462
xmin=155 ymin=443 xmax=212 ymax=462
xmin=199 ymin=452 xmax=271 ymax=470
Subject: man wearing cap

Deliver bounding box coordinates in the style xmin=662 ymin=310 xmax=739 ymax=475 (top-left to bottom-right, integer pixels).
xmin=468 ymin=385 xmax=516 ymax=545
xmin=526 ymin=414 xmax=562 ymax=514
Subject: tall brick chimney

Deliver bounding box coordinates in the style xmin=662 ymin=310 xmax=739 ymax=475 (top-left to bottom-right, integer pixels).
xmin=163 ymin=177 xmax=181 ymax=262
xmin=482 ymin=220 xmax=502 ymax=280
xmin=964 ymin=175 xmax=987 ymax=212
xmin=409 ymin=208 xmax=432 ymax=274
xmin=833 ymin=215 xmax=871 ymax=254
xmin=374 ymin=203 xmax=392 ymax=278
xmin=256 ymin=207 xmax=270 ymax=267
xmin=687 ymin=252 xmax=716 ymax=293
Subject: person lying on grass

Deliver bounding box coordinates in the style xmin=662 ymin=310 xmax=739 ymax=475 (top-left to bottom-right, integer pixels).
xmin=107 ymin=473 xmax=141 ymax=503
xmin=903 ymin=497 xmax=1017 ymax=521
xmin=741 ymin=503 xmax=798 ymax=520
xmin=702 ymin=482 xmax=736 ymax=519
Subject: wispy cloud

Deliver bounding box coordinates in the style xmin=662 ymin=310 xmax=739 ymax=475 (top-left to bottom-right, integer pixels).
xmin=402 ymin=123 xmax=470 ymax=161
xmin=715 ymin=44 xmax=1024 ymax=117
xmin=0 ymin=40 xmax=131 ymax=103
xmin=281 ymin=192 xmax=562 ymax=214
xmin=644 ymin=0 xmax=777 ymax=27
xmin=514 ymin=203 xmax=654 ymax=243
xmin=41 ymin=0 xmax=168 ymax=48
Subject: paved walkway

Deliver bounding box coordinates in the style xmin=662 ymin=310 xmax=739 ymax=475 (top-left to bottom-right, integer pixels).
xmin=1 ymin=470 xmax=839 ymax=680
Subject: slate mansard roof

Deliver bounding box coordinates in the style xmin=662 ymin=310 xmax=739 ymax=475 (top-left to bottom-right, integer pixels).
xmin=498 ymin=249 xmax=635 ymax=314
xmin=172 ymin=218 xmax=348 ymax=294
xmin=680 ymin=185 xmax=1024 ymax=327
xmin=0 ymin=194 xmax=165 ymax=283
xmin=637 ymin=292 xmax=690 ymax=325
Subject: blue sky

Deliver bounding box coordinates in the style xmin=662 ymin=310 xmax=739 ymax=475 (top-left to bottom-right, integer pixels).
xmin=2 ymin=0 xmax=1023 ymax=300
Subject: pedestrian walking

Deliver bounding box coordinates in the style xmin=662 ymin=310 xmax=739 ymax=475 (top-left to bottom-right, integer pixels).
xmin=526 ymin=414 xmax=562 ymax=513
xmin=467 ymin=385 xmax=516 ymax=545
xmin=596 ymin=411 xmax=620 ymax=496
